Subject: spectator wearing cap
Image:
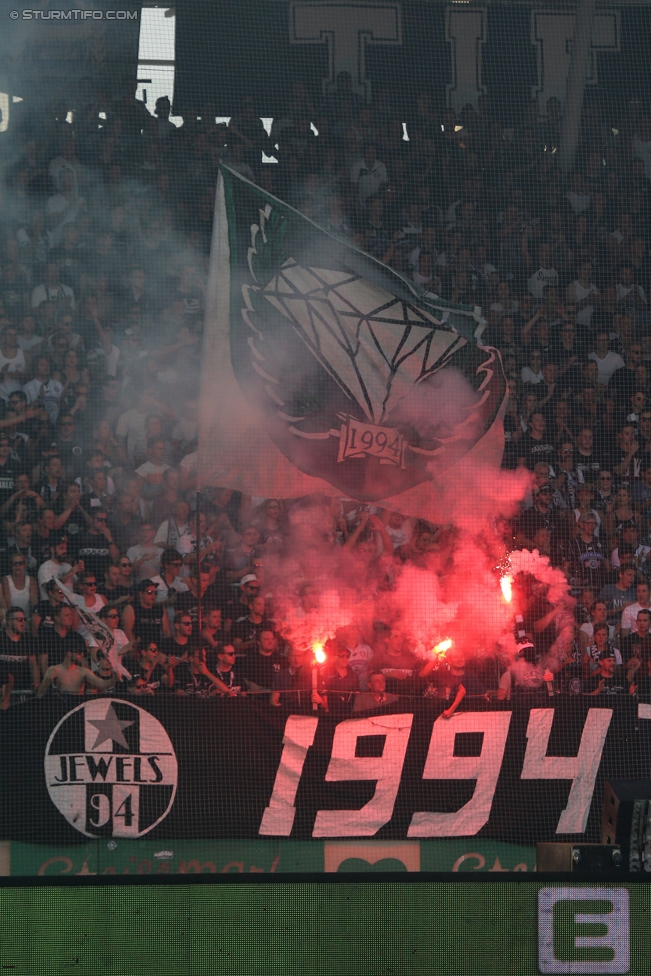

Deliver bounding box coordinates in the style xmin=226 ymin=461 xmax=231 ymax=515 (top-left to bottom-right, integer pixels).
xmin=37 ymin=535 xmax=81 ymax=600
xmin=237 ymin=574 xmax=260 ymax=615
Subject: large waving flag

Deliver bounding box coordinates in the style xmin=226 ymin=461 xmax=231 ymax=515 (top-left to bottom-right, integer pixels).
xmin=199 ymin=164 xmax=507 ymax=519
xmin=54 ymin=579 xmax=131 ymax=680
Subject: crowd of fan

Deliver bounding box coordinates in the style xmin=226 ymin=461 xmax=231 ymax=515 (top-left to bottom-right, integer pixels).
xmin=2 ymin=79 xmax=651 ymax=711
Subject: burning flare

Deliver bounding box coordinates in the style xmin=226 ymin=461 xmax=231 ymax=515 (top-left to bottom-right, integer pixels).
xmin=313 ymin=643 xmax=326 ymax=664
xmin=500 ymin=575 xmax=513 ymax=603
xmin=433 ymin=638 xmax=453 ymax=657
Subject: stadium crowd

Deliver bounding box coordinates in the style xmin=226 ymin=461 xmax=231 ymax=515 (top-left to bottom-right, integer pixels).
xmin=1 ymin=79 xmax=651 ymax=709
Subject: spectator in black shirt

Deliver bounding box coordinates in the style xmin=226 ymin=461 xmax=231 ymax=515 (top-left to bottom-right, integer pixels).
xmin=0 ymin=433 xmax=18 ymax=509
xmin=623 ymin=608 xmax=651 ymax=677
xmin=160 ymin=612 xmax=196 ymax=664
xmin=516 ymin=485 xmax=565 ymax=548
xmin=212 ymin=643 xmax=246 ymax=696
xmin=0 ymin=606 xmax=39 ymax=692
xmin=174 ymin=645 xmax=237 ymax=697
xmin=98 ymin=563 xmax=133 ymax=609
xmin=174 ymin=566 xmax=210 ymax=633
xmin=241 ymin=628 xmax=284 ymax=693
xmin=129 ymin=641 xmax=172 ymax=696
xmin=75 ymin=509 xmax=118 ymax=579
xmin=314 ymin=639 xmax=359 ymax=716
xmin=586 ymin=652 xmax=626 ymax=696
xmin=121 ymin=578 xmax=170 ymax=647
xmin=232 ymin=595 xmax=272 ymax=654
xmin=271 ymin=648 xmax=312 ymax=708
xmin=37 ymin=603 xmax=87 ymax=673
xmin=516 ymin=412 xmax=555 ymax=470
xmin=31 ymin=577 xmax=66 ymax=637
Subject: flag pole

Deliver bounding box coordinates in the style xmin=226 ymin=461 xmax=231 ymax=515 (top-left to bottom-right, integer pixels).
xmin=196 ymin=487 xmax=203 ymax=654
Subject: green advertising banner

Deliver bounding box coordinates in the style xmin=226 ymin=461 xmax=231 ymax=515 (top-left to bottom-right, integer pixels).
xmin=0 ymin=838 xmax=536 ymax=876
xmin=0 ymin=880 xmax=649 ymax=974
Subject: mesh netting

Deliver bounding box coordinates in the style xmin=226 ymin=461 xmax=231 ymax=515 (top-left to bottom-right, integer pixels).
xmin=0 ymin=0 xmax=650 ymax=873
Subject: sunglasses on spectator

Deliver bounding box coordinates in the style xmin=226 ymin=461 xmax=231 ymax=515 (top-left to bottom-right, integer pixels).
xmin=95 ymin=517 xmax=108 ymax=523
xmin=107 ymin=613 xmax=119 ymax=619
xmin=221 ymin=651 xmax=236 ymax=657
xmin=83 ymin=581 xmax=97 ymax=587
xmin=144 ymin=589 xmax=156 ymax=596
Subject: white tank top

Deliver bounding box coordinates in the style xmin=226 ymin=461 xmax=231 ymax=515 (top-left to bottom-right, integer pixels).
xmin=5 ymin=575 xmax=31 ymax=615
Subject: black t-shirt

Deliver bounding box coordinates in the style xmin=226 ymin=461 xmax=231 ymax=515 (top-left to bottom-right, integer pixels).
xmin=38 ymin=627 xmax=86 ymax=666
xmin=98 ymin=583 xmax=134 ymax=604
xmin=33 ymin=599 xmax=58 ymax=633
xmin=130 ymin=603 xmax=165 ymax=646
xmin=52 ymin=501 xmax=87 ymax=555
xmin=585 ymin=669 xmax=626 ymax=695
xmin=575 ymin=453 xmax=602 ymax=481
xmin=0 ymin=632 xmax=35 ymax=689
xmin=517 ymin=432 xmax=556 ymax=469
xmin=174 ymin=591 xmax=201 ymax=631
xmin=159 ymin=637 xmax=196 ymax=662
xmin=322 ymin=667 xmax=359 ymax=714
xmin=518 ymin=506 xmax=564 ymax=542
xmin=213 ymin=664 xmax=245 ymax=695
xmin=75 ymin=531 xmax=113 ymax=579
xmin=0 ymin=459 xmax=18 ymax=506
xmin=204 ymin=578 xmax=238 ymax=622
xmin=173 ymin=661 xmax=221 ymax=698
xmin=231 ymin=615 xmax=273 ymax=647
xmin=241 ymin=650 xmax=284 ymax=691
xmin=128 ymin=661 xmax=167 ymax=693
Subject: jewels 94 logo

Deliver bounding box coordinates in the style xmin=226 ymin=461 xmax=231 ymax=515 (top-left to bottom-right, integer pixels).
xmin=44 ymin=699 xmax=177 ymax=838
